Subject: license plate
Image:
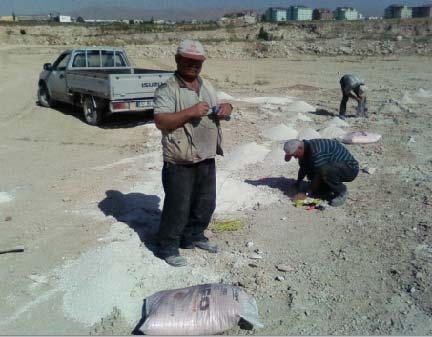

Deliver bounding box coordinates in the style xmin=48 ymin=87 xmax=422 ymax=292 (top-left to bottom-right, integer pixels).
xmin=136 ymin=100 xmax=152 ymax=108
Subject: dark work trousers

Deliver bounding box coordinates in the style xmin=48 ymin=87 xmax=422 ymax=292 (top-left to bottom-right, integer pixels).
xmin=317 ymin=162 xmax=359 ymax=196
xmin=339 ymin=86 xmax=363 ymax=117
xmin=157 ymin=158 xmax=216 ymax=256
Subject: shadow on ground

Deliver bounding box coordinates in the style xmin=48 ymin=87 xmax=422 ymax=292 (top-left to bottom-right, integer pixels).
xmin=244 ymin=177 xmax=307 ymax=199
xmin=310 ymin=108 xmax=335 ymax=117
xmin=37 ymin=101 xmax=154 ymax=129
xmin=98 ymin=190 xmax=161 ymax=255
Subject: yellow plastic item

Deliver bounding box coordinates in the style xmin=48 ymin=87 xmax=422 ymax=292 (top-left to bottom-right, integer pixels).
xmin=293 ymin=198 xmax=322 ymax=208
xmin=211 ymin=220 xmax=243 ymax=233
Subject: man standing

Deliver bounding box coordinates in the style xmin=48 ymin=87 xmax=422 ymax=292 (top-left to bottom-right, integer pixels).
xmin=284 ymin=138 xmax=359 ymax=207
xmin=339 ymin=74 xmax=367 ymax=119
xmin=153 ymin=40 xmax=232 ymax=267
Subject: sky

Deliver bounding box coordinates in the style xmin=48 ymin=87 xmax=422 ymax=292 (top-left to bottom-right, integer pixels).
xmin=1 ymin=0 xmax=431 ymax=17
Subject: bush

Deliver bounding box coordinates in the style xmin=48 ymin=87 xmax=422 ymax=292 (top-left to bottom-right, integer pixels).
xmin=20 ymin=29 xmax=26 ymax=35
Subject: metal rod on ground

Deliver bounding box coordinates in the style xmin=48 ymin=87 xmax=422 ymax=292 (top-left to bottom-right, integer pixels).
xmin=0 ymin=247 xmax=25 ymax=255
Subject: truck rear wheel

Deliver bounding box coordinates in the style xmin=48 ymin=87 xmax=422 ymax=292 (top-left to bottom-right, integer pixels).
xmin=37 ymin=83 xmax=56 ymax=108
xmin=82 ymin=96 xmax=103 ymax=126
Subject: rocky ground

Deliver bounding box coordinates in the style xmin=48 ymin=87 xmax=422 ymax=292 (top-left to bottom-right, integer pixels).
xmin=0 ymin=22 xmax=431 ymax=335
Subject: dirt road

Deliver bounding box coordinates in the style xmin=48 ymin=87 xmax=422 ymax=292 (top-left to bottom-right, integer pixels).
xmin=0 ymin=44 xmax=431 ymax=334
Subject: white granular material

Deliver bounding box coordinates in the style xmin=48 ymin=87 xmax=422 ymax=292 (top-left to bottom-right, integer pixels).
xmin=319 ymin=126 xmax=347 ymax=139
xmin=414 ymin=88 xmax=432 ymax=98
xmin=326 ymin=117 xmax=349 ymax=128
xmin=261 ymin=124 xmax=298 ymax=141
xmin=0 ymin=192 xmax=13 ymax=203
xmin=296 ymin=113 xmax=313 ymax=122
xmin=297 ymin=128 xmax=321 ymax=140
xmin=216 ymin=175 xmax=280 ymax=213
xmin=57 ymin=222 xmax=220 ymax=326
xmin=236 ymin=96 xmax=294 ymax=105
xmin=400 ymin=92 xmax=416 ymax=105
xmin=222 ymin=142 xmax=270 ymax=171
xmin=285 ymin=101 xmax=316 ymax=113
xmin=217 ymin=91 xmax=235 ymax=101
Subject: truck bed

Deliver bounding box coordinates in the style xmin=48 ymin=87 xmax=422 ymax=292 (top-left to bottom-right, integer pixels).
xmin=66 ymin=68 xmax=173 ymax=100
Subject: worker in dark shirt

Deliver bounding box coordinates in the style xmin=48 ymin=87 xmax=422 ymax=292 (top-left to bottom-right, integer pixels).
xmin=284 ymin=138 xmax=359 ymax=207
xmin=339 ymin=74 xmax=367 ymax=120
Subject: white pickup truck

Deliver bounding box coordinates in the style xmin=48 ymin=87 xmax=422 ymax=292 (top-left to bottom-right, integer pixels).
xmin=37 ymin=47 xmax=173 ymax=125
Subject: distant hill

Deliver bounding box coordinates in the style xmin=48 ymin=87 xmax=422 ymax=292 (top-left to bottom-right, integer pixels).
xmin=69 ymin=6 xmax=245 ymax=21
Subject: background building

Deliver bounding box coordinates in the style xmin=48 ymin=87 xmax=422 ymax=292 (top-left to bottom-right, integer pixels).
xmin=333 ymin=7 xmax=361 ymax=20
xmin=290 ymin=6 xmax=313 ymax=21
xmin=384 ymin=5 xmax=413 ymax=19
xmin=265 ymin=7 xmax=288 ymax=22
xmin=312 ymin=8 xmax=333 ymax=20
xmin=412 ymin=5 xmax=432 ymax=18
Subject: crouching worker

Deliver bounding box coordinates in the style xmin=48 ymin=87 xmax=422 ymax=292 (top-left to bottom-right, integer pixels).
xmin=339 ymin=74 xmax=368 ymax=119
xmin=284 ymin=139 xmax=359 ymax=207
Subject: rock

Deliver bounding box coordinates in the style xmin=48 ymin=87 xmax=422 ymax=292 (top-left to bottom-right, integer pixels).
xmin=362 ymin=167 xmax=377 ymax=175
xmin=4 ymin=216 xmax=12 ymax=221
xmin=254 ymin=248 xmax=262 ymax=254
xmin=249 ymin=253 xmax=263 ymax=260
xmin=275 ymin=276 xmax=285 ymax=281
xmin=246 ymin=241 xmax=254 ymax=248
xmin=276 ymin=264 xmax=295 ymax=272
xmin=248 ymin=263 xmax=258 ymax=268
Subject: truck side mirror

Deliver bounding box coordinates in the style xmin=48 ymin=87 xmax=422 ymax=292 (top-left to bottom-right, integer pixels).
xmin=43 ymin=63 xmax=53 ymax=71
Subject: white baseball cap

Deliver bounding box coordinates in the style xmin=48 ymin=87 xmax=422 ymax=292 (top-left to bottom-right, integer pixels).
xmin=176 ymin=39 xmax=206 ymax=61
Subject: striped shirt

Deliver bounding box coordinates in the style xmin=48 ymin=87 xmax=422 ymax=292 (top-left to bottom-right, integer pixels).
xmin=298 ymin=139 xmax=359 ymax=181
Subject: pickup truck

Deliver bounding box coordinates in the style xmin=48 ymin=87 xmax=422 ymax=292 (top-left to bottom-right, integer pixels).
xmin=37 ymin=47 xmax=173 ymax=125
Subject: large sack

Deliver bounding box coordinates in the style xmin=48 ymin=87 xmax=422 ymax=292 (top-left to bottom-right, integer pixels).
xmin=140 ymin=283 xmax=263 ymax=335
xmin=337 ymin=131 xmax=381 ymax=144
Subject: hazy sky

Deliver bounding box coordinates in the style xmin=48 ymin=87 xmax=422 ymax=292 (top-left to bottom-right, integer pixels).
xmin=1 ymin=0 xmax=431 ymax=16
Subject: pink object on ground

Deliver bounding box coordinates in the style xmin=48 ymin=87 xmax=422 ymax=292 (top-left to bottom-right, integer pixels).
xmin=337 ymin=131 xmax=382 ymax=144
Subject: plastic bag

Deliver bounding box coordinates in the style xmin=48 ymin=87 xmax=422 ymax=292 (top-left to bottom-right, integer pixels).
xmin=337 ymin=131 xmax=381 ymax=144
xmin=139 ymin=283 xmax=263 ymax=335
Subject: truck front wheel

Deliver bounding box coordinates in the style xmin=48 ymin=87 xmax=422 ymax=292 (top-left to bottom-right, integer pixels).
xmin=82 ymin=96 xmax=103 ymax=126
xmin=37 ymin=83 xmax=56 ymax=108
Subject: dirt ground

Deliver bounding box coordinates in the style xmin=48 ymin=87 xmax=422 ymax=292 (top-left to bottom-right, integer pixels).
xmin=0 ymin=41 xmax=432 ymax=335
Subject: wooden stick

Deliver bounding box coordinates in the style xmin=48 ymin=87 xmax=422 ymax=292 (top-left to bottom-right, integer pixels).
xmin=0 ymin=247 xmax=25 ymax=255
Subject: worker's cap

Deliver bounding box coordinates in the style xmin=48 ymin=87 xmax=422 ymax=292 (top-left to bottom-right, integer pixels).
xmin=176 ymin=39 xmax=206 ymax=61
xmin=283 ymin=139 xmax=301 ymax=155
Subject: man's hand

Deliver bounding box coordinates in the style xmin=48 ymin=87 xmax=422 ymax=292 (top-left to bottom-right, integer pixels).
xmin=190 ymin=101 xmax=210 ymax=118
xmin=217 ymin=103 xmax=232 ymax=118
xmin=294 ymin=193 xmax=307 ymax=201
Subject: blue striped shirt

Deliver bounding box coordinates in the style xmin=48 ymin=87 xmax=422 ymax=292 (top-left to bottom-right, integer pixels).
xmin=299 ymin=139 xmax=359 ymax=180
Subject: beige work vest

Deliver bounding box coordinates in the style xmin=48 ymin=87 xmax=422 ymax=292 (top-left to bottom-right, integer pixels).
xmin=160 ymin=76 xmax=223 ymax=164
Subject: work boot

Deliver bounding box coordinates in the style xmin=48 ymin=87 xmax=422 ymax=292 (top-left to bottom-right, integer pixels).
xmin=193 ymin=241 xmax=218 ymax=253
xmin=164 ymin=254 xmax=187 ymax=267
xmin=339 ymin=115 xmax=346 ymax=120
xmin=180 ymin=240 xmax=218 ymax=253
xmin=158 ymin=247 xmax=188 ymax=267
xmin=330 ymin=190 xmax=348 ymax=207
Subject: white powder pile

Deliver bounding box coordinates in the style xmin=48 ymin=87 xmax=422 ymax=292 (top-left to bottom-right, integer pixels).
xmin=57 ymin=222 xmax=220 ymax=327
xmin=297 ymin=128 xmax=321 ymax=140
xmin=222 ymin=142 xmax=270 ymax=171
xmin=216 ymin=175 xmax=280 ymax=213
xmin=296 ymin=113 xmax=313 ymax=122
xmin=236 ymin=96 xmax=294 ymax=105
xmin=0 ymin=192 xmax=13 ymax=204
xmin=261 ymin=124 xmax=298 ymax=141
xmin=414 ymin=88 xmax=432 ymax=98
xmin=284 ymin=101 xmax=316 ymax=113
xmin=400 ymin=92 xmax=416 ymax=105
xmin=319 ymin=126 xmax=347 ymax=139
xmin=217 ymin=91 xmax=235 ymax=101
xmin=326 ymin=117 xmax=349 ymax=128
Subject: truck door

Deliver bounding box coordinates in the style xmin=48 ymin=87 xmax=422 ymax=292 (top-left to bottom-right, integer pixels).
xmin=47 ymin=52 xmax=71 ymax=102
